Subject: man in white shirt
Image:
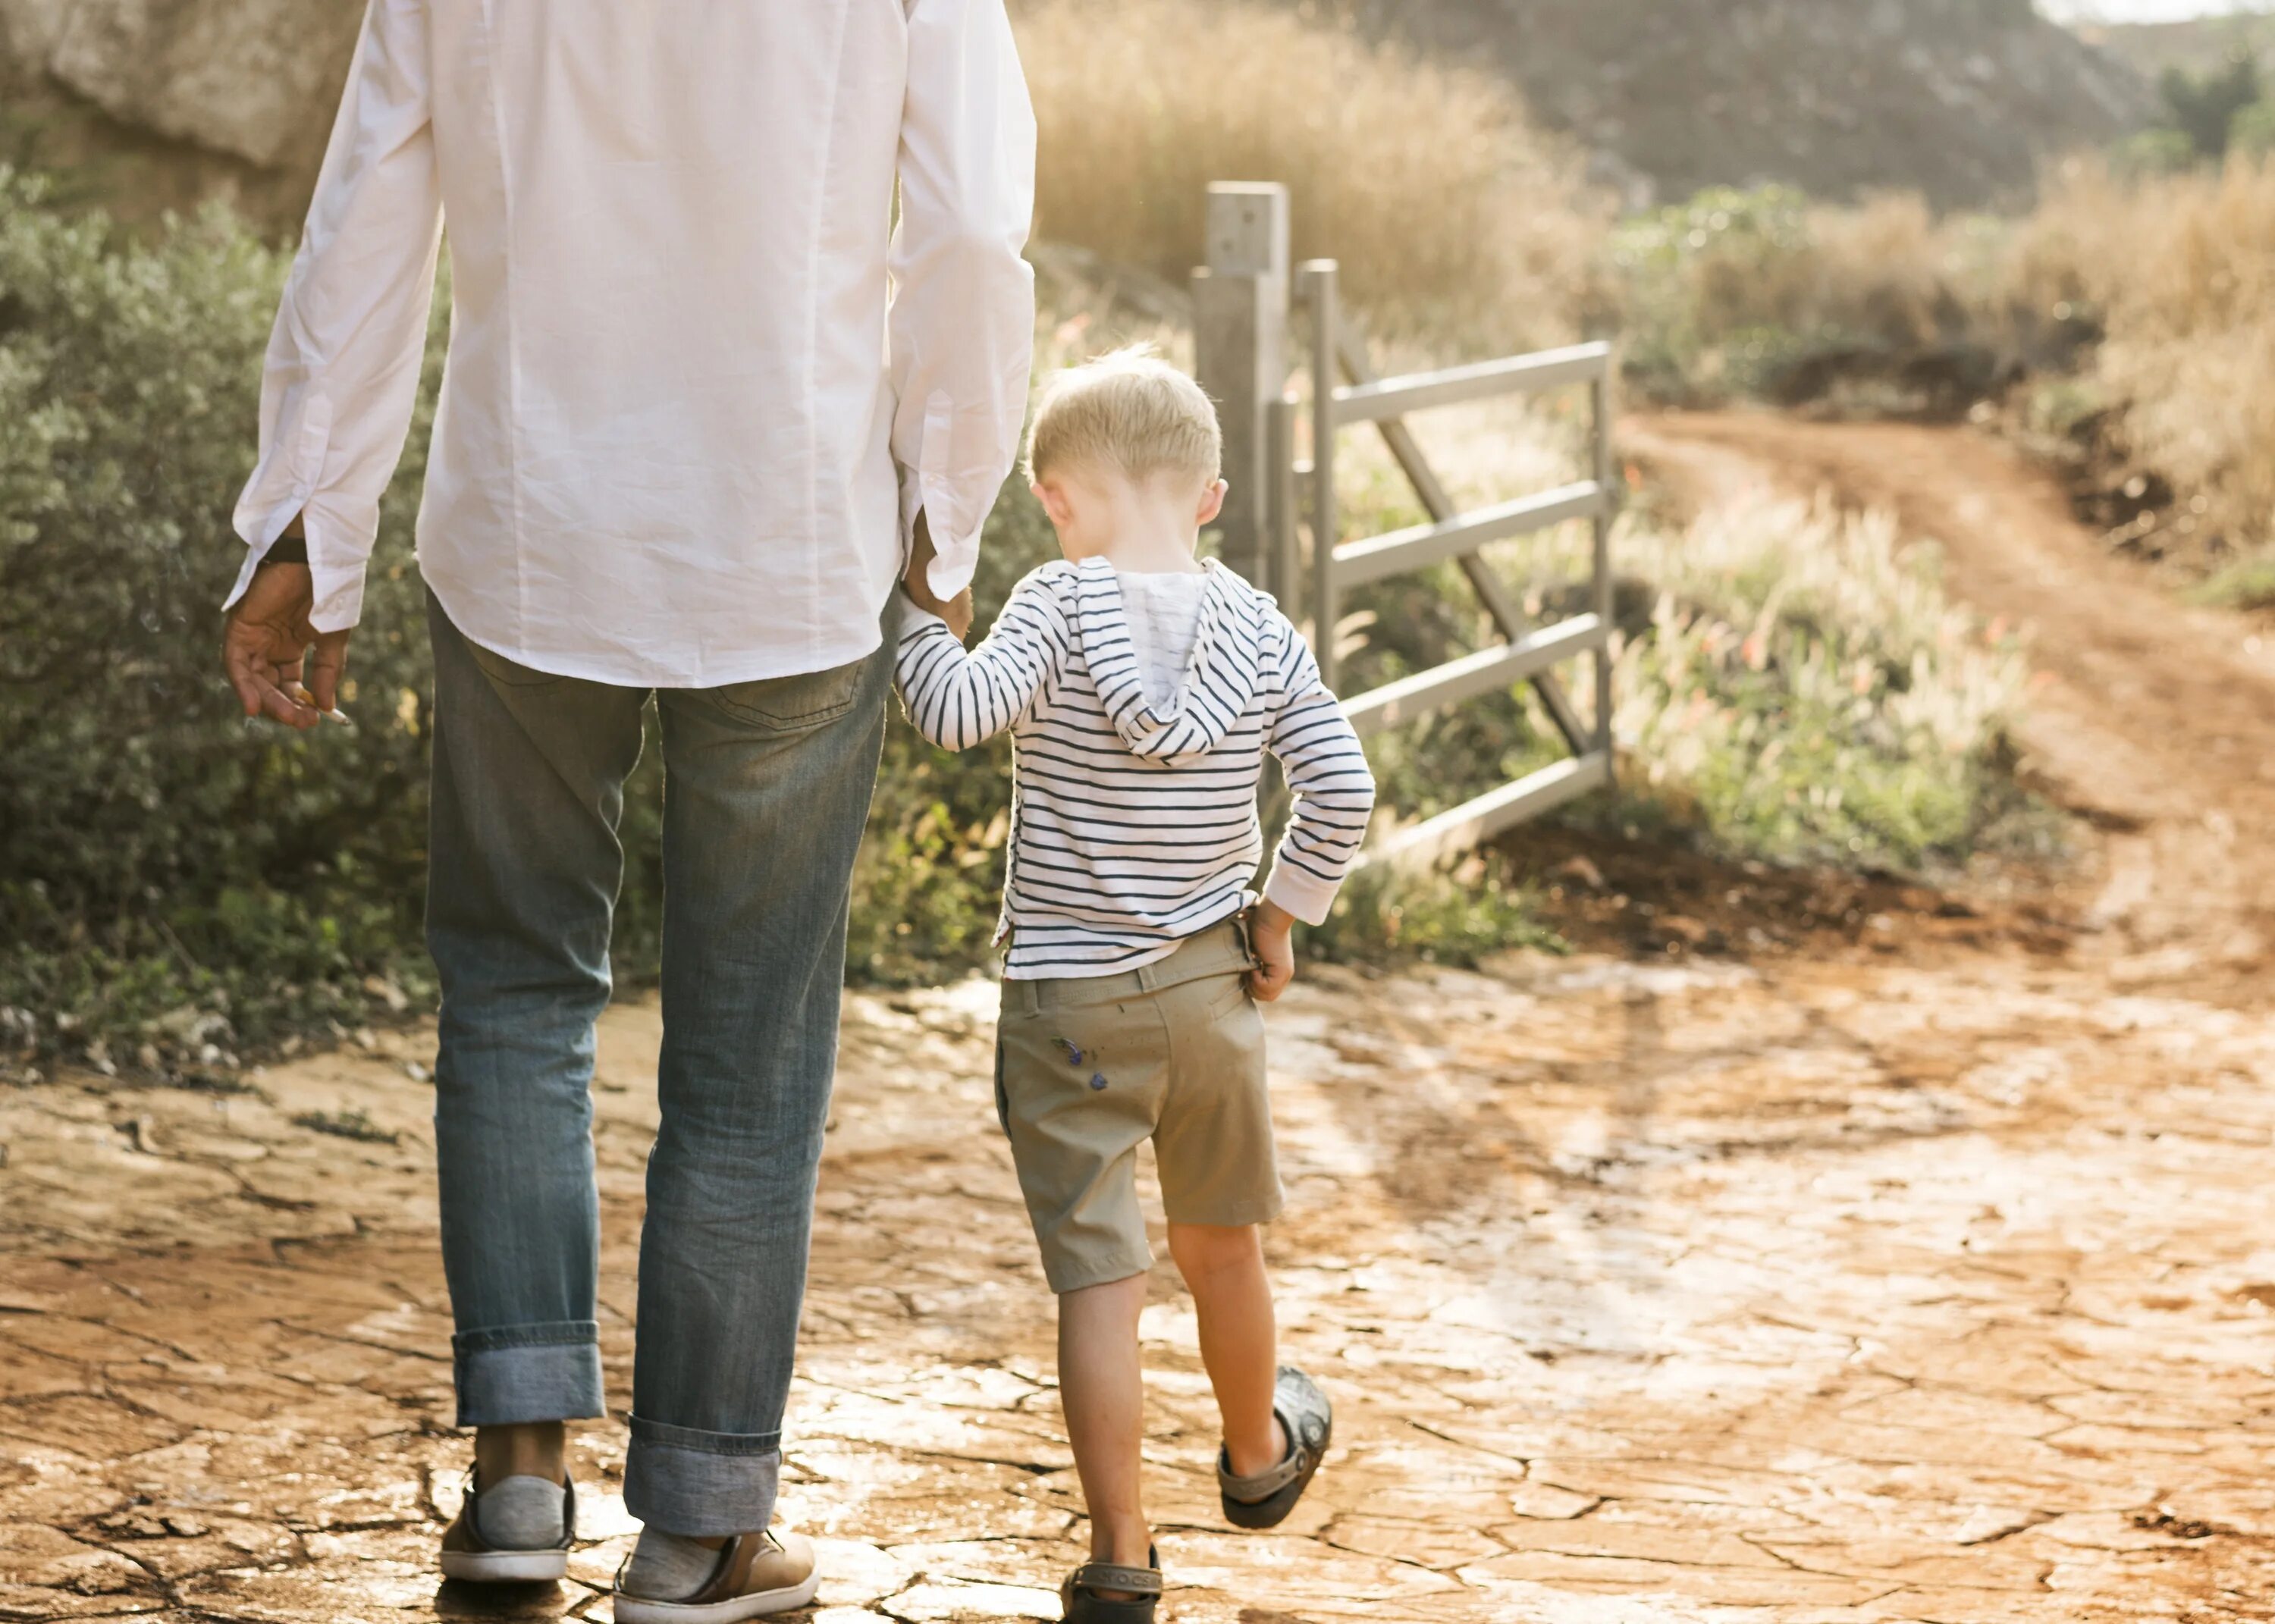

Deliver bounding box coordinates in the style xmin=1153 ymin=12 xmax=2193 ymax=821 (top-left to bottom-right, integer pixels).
xmin=218 ymin=1 xmax=1034 ymax=1613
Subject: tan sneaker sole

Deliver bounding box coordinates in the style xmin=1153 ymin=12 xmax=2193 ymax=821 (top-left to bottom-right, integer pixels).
xmin=610 ymin=1572 xmax=819 ymax=1623
xmin=612 ymin=1529 xmax=821 ymax=1623
xmin=439 ymin=1547 xmax=570 ymax=1583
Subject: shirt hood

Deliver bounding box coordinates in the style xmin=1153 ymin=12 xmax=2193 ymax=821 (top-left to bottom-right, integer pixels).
xmin=1072 ymin=556 xmax=1265 ymax=763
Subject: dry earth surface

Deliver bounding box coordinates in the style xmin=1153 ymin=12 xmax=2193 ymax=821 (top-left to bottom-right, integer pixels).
xmin=8 ymin=415 xmax=2275 ymax=1622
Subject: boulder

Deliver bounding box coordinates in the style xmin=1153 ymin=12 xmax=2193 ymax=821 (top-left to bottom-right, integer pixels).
xmin=8 ymin=0 xmax=361 ymax=172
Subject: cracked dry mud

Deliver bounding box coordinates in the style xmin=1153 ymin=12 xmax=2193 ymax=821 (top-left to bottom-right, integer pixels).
xmin=8 ymin=417 xmax=2275 ymax=1622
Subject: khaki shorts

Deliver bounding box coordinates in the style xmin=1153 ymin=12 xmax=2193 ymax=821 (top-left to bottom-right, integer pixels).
xmin=994 ymin=922 xmax=1281 ymax=1293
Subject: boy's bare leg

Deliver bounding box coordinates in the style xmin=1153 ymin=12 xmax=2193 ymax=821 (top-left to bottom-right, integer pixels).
xmin=1058 ymin=1274 xmax=1155 ymax=1588
xmin=1167 ymin=1223 xmax=1286 ymax=1477
xmin=475 ymin=1421 xmax=566 ymax=1484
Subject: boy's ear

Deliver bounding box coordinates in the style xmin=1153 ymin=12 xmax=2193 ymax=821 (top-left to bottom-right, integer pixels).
xmin=1031 ymin=478 xmax=1075 ymax=529
xmin=1197 ymin=479 xmax=1228 ymax=527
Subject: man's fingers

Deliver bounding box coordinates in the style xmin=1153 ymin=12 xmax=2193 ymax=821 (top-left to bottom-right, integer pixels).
xmin=224 ymin=654 xmax=268 ymax=719
xmin=224 ymin=629 xmax=290 ymax=721
xmin=254 ymin=674 xmax=320 ymax=729
xmin=945 ymin=588 xmax=976 ymax=642
xmin=307 ymin=631 xmax=351 ymax=713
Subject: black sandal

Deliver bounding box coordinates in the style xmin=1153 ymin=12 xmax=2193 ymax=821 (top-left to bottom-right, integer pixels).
xmin=1060 ymin=1545 xmax=1160 ymax=1622
xmin=1219 ymin=1365 xmax=1332 ymax=1529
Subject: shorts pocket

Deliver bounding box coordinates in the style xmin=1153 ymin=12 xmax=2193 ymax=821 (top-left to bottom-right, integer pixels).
xmin=702 ymin=658 xmax=864 ymax=736
xmin=993 ymin=1039 xmax=1011 ymax=1135
xmin=1203 ymin=971 xmax=1254 ymax=1023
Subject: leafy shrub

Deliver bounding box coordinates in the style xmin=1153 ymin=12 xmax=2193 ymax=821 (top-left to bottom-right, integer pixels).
xmin=1324 ymin=395 xmax=2032 ymax=878
xmin=2158 ymin=53 xmax=2263 ymax=161
xmin=0 ymin=169 xmax=1054 ymax=1073
xmin=1613 ymin=187 xmax=1988 ymax=403
xmin=1604 ymin=494 xmax=2030 ymax=870
xmin=2110 ymin=126 xmax=2204 ymax=180
xmin=0 ymin=168 xmax=444 ymax=1071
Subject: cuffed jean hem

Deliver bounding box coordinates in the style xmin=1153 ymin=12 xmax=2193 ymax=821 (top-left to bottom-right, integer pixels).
xmin=623 ymin=1415 xmax=783 ymax=1538
xmin=452 ymin=1321 xmax=606 ymax=1428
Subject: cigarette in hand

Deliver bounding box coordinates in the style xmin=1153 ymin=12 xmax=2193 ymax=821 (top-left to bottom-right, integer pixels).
xmin=285 ymin=682 xmax=354 ymax=728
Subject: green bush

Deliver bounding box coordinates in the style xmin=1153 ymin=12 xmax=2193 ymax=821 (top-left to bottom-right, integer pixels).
xmin=1327 ymin=403 xmax=2035 ymax=879
xmin=2160 ymin=53 xmax=2263 ymax=161
xmin=0 ymin=168 xmax=445 ymax=1071
xmin=2231 ymin=99 xmax=2275 ymax=158
xmin=1611 ymin=187 xmax=1974 ymax=405
xmin=0 ymin=170 xmax=1062 ymax=1073
xmin=2110 ymin=127 xmax=2203 ymax=180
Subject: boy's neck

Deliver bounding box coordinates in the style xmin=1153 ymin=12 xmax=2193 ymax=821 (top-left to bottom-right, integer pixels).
xmin=1067 ymin=481 xmax=1205 ymax=575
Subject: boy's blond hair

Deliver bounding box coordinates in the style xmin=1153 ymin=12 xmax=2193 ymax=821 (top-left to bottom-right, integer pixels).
xmin=1026 ymin=346 xmax=1222 ymax=486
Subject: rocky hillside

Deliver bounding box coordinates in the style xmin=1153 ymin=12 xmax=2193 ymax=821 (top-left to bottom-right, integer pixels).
xmin=2 ymin=0 xmax=2154 ymax=223
xmin=2 ymin=0 xmax=353 ymax=176
xmin=2086 ymin=13 xmax=2275 ymax=81
xmin=1346 ymin=0 xmax=2156 ymax=209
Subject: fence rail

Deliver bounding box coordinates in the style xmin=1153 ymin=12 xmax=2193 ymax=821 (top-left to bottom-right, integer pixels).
xmin=1192 ymin=183 xmax=1618 ymax=870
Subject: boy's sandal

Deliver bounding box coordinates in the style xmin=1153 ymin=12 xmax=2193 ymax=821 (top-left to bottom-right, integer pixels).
xmin=1219 ymin=1365 xmax=1333 ymax=1530
xmin=1060 ymin=1545 xmax=1161 ymax=1623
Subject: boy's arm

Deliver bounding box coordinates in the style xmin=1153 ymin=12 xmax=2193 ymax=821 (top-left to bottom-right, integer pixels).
xmin=1250 ymin=629 xmax=1377 ymax=996
xmin=895 ymin=576 xmax=1066 ymax=751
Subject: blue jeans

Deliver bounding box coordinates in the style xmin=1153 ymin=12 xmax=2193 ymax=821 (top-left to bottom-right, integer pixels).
xmin=424 ymin=590 xmax=890 ymax=1537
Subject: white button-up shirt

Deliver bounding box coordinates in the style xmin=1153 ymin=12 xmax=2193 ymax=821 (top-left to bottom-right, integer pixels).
xmin=228 ymin=0 xmax=1036 ymax=687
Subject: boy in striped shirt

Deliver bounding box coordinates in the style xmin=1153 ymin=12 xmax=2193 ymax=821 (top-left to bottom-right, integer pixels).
xmin=895 ymin=350 xmax=1376 ymax=1619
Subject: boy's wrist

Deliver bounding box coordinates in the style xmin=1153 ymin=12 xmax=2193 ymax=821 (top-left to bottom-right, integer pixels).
xmin=1251 ymin=899 xmax=1298 ymax=936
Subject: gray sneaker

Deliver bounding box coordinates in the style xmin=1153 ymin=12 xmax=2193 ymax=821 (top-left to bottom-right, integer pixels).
xmin=438 ymin=1472 xmax=575 ymax=1582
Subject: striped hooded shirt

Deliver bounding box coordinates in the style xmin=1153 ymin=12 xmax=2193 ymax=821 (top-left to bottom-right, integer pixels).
xmin=896 ymin=555 xmax=1377 ymax=980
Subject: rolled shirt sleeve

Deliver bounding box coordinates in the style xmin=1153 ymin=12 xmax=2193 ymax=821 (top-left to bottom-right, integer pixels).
xmin=888 ymin=0 xmax=1038 ymax=604
xmin=225 ymin=0 xmax=443 ymax=633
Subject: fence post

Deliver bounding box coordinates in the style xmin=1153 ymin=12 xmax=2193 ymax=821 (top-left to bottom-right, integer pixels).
xmin=1590 ymin=371 xmax=1615 ymax=761
xmin=1301 ymin=259 xmax=1340 ymax=690
xmin=1267 ymin=395 xmax=1301 ymax=607
xmin=1192 ymin=183 xmax=1290 ymax=586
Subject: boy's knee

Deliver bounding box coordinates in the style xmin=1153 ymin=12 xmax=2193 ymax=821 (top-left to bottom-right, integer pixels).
xmin=1167 ymin=1221 xmax=1261 ymax=1278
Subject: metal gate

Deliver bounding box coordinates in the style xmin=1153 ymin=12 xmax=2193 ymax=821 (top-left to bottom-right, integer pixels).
xmin=1194 ymin=183 xmax=1619 ymax=870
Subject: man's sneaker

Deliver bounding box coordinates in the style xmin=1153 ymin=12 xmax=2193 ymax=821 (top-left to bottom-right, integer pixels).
xmin=438 ymin=1471 xmax=576 ymax=1582
xmin=1218 ymin=1365 xmax=1332 ymax=1529
xmin=612 ymin=1529 xmax=821 ymax=1623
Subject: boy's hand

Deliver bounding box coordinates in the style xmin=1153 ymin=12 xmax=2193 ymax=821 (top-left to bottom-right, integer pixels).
xmin=904 ymin=511 xmax=974 ymax=641
xmin=1247 ymin=900 xmax=1297 ymax=1002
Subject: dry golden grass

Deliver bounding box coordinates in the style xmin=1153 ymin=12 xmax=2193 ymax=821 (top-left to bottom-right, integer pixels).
xmin=2012 ymin=157 xmax=2275 ymax=549
xmin=1013 ymin=0 xmax=1605 ymax=350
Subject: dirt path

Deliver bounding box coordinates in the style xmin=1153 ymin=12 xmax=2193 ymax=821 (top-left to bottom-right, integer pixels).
xmin=1625 ymin=412 xmax=2275 ymax=981
xmin=8 ymin=417 xmax=2275 ymax=1624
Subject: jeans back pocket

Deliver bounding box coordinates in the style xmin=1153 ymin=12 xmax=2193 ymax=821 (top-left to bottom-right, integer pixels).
xmin=701 ymin=657 xmax=865 ymax=736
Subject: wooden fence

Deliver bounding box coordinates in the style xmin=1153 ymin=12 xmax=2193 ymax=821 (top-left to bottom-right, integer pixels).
xmin=1194 ymin=183 xmax=1619 ymax=869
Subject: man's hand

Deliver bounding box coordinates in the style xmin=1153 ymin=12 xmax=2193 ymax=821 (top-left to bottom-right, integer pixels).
xmin=1247 ymin=899 xmax=1298 ymax=1003
xmin=224 ymin=560 xmax=352 ymax=730
xmin=903 ymin=512 xmax=975 ymax=641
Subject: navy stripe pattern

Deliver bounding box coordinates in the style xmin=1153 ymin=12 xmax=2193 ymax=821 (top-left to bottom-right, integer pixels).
xmin=896 ymin=556 xmax=1377 ymax=980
